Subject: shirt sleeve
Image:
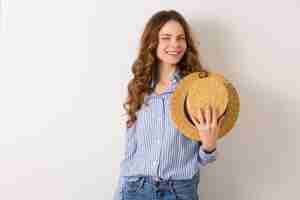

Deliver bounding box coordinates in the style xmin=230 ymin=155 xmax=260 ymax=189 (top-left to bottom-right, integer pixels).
xmin=114 ymin=122 xmax=138 ymax=200
xmin=112 ymin=176 xmax=124 ymax=200
xmin=198 ymin=145 xmax=218 ymax=166
xmin=123 ymin=122 xmax=138 ymax=161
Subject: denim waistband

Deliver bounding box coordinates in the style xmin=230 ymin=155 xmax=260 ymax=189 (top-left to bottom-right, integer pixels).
xmin=122 ymin=172 xmax=199 ymax=199
xmin=122 ymin=172 xmax=199 ymax=188
xmin=145 ymin=172 xmax=199 ymax=184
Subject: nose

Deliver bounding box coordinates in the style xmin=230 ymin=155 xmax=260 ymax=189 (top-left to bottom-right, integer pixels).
xmin=170 ymin=38 xmax=181 ymax=48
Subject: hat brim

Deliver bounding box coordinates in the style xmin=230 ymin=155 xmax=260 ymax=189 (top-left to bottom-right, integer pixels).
xmin=170 ymin=71 xmax=240 ymax=141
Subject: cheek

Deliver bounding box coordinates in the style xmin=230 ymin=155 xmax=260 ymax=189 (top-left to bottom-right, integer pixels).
xmin=156 ymin=45 xmax=166 ymax=57
xmin=180 ymin=44 xmax=187 ymax=56
xmin=181 ymin=42 xmax=187 ymax=51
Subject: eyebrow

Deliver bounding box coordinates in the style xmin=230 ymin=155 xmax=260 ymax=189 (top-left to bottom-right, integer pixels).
xmin=159 ymin=33 xmax=185 ymax=37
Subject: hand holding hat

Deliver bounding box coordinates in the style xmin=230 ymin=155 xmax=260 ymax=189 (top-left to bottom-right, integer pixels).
xmin=170 ymin=71 xmax=240 ymax=142
xmin=186 ymin=100 xmax=225 ymax=150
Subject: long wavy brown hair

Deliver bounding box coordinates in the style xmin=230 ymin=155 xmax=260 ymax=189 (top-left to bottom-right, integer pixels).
xmin=123 ymin=10 xmax=208 ymax=128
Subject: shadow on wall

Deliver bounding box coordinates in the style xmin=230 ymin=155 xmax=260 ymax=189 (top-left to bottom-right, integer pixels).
xmin=191 ymin=18 xmax=299 ymax=200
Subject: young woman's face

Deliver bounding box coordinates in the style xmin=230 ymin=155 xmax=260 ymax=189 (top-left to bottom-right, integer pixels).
xmin=156 ymin=20 xmax=187 ymax=66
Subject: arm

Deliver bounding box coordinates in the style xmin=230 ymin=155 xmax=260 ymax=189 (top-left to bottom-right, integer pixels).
xmin=123 ymin=122 xmax=138 ymax=160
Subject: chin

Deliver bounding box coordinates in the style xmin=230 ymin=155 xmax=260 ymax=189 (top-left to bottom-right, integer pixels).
xmin=163 ymin=58 xmax=182 ymax=65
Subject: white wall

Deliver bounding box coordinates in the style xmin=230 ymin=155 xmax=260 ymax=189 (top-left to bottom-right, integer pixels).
xmin=0 ymin=0 xmax=299 ymax=199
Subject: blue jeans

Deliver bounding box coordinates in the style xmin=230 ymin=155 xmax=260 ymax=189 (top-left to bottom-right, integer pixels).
xmin=120 ymin=173 xmax=199 ymax=200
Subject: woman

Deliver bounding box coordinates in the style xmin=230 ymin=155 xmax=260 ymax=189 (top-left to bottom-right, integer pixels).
xmin=114 ymin=9 xmax=224 ymax=200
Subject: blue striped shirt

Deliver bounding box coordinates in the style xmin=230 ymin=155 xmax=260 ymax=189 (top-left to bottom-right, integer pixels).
xmin=113 ymin=68 xmax=218 ymax=199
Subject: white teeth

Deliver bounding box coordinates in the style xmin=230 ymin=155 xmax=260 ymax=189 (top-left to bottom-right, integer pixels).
xmin=166 ymin=51 xmax=180 ymax=55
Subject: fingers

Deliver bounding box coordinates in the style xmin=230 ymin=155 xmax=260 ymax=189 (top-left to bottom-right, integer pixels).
xmin=198 ymin=108 xmax=205 ymax=124
xmin=187 ymin=100 xmax=221 ymax=129
xmin=217 ymin=115 xmax=225 ymax=127
xmin=205 ymin=105 xmax=211 ymax=124
xmin=203 ymin=105 xmax=219 ymax=126
xmin=190 ymin=113 xmax=200 ymax=127
xmin=195 ymin=105 xmax=216 ymax=126
xmin=211 ymin=106 xmax=218 ymax=126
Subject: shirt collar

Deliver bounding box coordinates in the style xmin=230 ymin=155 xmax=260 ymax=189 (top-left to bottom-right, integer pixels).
xmin=169 ymin=67 xmax=181 ymax=83
xmin=150 ymin=67 xmax=181 ymax=88
xmin=145 ymin=68 xmax=181 ymax=100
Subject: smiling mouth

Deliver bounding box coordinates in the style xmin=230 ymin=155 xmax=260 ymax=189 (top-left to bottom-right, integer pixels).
xmin=166 ymin=51 xmax=182 ymax=55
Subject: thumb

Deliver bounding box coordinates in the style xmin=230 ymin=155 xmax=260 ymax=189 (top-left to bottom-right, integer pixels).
xmin=217 ymin=115 xmax=225 ymax=127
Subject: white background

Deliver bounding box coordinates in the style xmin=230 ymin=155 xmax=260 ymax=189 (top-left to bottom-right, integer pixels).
xmin=0 ymin=0 xmax=299 ymax=199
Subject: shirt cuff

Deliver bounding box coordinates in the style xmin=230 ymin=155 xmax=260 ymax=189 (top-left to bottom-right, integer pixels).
xmin=198 ymin=145 xmax=218 ymax=162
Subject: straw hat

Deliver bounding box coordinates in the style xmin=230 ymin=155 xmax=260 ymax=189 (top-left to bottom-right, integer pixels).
xmin=170 ymin=71 xmax=240 ymax=141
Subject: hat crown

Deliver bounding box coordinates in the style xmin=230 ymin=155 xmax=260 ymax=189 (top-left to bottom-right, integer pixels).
xmin=187 ymin=77 xmax=229 ymax=118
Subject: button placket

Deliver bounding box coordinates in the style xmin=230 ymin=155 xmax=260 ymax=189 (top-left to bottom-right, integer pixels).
xmin=154 ymin=96 xmax=167 ymax=177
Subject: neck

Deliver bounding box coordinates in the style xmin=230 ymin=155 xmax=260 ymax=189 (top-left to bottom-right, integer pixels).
xmin=158 ymin=62 xmax=177 ymax=84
